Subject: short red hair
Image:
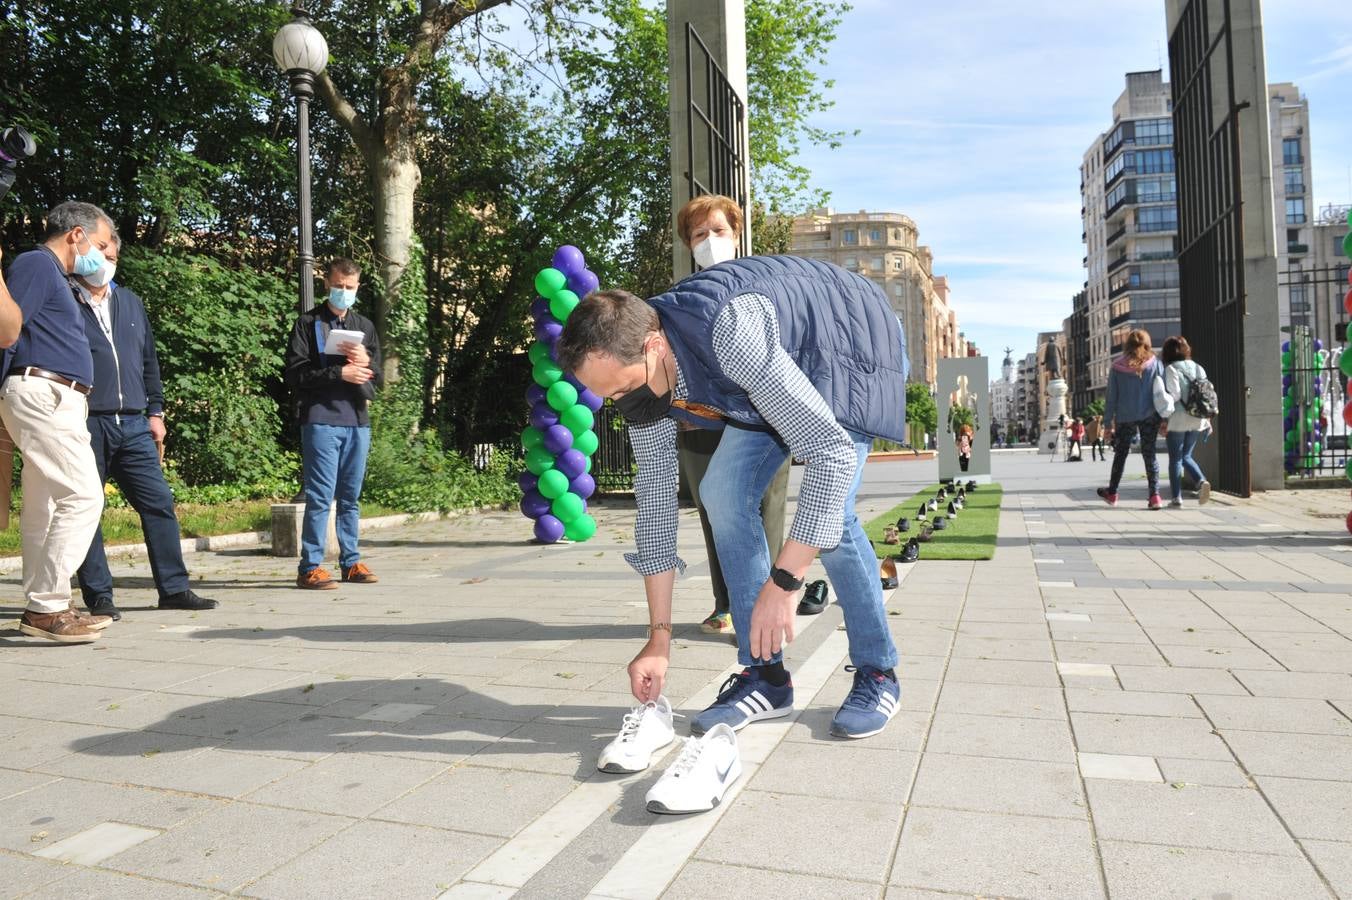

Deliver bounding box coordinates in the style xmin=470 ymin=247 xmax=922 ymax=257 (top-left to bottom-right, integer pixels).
xmin=676 ymin=194 xmax=743 ymax=248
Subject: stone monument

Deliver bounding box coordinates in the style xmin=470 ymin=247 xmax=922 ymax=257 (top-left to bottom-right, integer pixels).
xmin=1037 ymin=341 xmax=1070 ymax=455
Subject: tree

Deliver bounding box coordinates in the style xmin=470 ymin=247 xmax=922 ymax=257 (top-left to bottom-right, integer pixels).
xmin=906 ymin=381 xmax=937 ymax=436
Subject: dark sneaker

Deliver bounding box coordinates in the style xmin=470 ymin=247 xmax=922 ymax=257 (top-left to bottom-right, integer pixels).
xmin=896 ymin=516 xmax=910 ymax=533
xmin=342 ymin=562 xmax=379 ymax=584
xmin=830 ymin=666 xmax=900 ymax=739
xmin=932 ymin=515 xmax=948 ymax=531
xmin=159 ymin=590 xmax=218 ymax=611
xmin=899 ymin=538 xmax=920 ymax=563
xmin=297 ymin=567 xmax=339 ymax=590
xmin=85 ymin=598 xmax=121 ymax=623
xmin=1096 ymin=487 xmax=1118 ymax=506
xmin=1148 ymin=493 xmax=1163 ymax=511
xmin=690 ymin=669 xmax=793 ymax=735
xmin=797 ymin=580 xmax=829 ymax=615
xmin=19 ymin=608 xmax=103 ymax=643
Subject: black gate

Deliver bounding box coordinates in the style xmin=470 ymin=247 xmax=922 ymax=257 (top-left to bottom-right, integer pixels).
xmin=1169 ymin=0 xmax=1250 ymax=496
xmin=684 ymin=23 xmax=750 ymax=258
xmin=590 ymin=403 xmax=636 ymax=493
xmin=1281 ymin=264 xmax=1352 ymax=480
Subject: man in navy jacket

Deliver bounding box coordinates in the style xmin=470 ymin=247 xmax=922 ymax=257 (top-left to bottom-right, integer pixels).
xmin=73 ymin=237 xmax=218 ymax=620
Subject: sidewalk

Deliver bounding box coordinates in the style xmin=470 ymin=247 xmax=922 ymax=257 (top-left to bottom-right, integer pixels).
xmin=0 ymin=454 xmax=1349 ymax=898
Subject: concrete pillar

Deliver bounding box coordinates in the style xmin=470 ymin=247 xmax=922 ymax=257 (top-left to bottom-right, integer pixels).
xmin=271 ymin=502 xmax=339 ymax=559
xmin=667 ymin=0 xmax=750 ymax=282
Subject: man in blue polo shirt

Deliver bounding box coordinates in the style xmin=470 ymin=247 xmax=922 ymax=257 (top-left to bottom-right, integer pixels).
xmin=1 ymin=201 xmax=116 ymax=642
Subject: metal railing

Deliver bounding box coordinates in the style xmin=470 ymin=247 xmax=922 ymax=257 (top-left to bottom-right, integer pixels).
xmin=685 ymin=23 xmax=749 ymax=259
xmin=590 ymin=403 xmax=636 ymax=493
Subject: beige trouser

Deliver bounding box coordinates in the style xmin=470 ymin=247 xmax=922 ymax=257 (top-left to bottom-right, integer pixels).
xmin=0 ymin=374 xmax=104 ymax=614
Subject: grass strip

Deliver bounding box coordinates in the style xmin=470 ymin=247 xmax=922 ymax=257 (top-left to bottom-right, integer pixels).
xmin=864 ymin=482 xmax=1003 ymax=561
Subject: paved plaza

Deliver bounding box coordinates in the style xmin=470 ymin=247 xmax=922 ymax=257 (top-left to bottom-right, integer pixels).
xmin=1 ymin=453 xmax=1350 ymax=898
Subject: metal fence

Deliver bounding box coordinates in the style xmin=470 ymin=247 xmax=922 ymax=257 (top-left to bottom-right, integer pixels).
xmin=590 ymin=403 xmax=636 ymax=493
xmin=1283 ymin=265 xmax=1352 ymax=480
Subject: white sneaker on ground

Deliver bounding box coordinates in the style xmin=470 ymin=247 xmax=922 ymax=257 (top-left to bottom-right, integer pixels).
xmin=1196 ymin=480 xmax=1211 ymax=505
xmin=597 ymin=696 xmax=676 ymax=774
xmin=645 ymin=722 xmax=741 ymax=815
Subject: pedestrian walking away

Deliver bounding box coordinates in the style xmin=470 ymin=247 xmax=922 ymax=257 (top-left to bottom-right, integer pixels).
xmin=1098 ymin=328 xmax=1165 ymax=510
xmin=1157 ymin=335 xmax=1213 ymax=507
xmin=1086 ymin=414 xmax=1105 ymax=461
xmin=559 ymin=254 xmax=907 ymax=741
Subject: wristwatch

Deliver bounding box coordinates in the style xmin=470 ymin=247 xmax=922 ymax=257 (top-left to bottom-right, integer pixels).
xmin=769 ymin=566 xmax=805 ymax=591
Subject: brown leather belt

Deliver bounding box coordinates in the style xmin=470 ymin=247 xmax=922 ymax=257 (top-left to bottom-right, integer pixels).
xmin=6 ymin=366 xmax=93 ymax=396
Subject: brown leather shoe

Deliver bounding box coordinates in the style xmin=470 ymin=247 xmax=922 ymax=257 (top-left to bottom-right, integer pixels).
xmin=296 ymin=567 xmax=339 ymax=590
xmin=72 ymin=608 xmax=114 ymax=631
xmin=19 ymin=608 xmax=103 ymax=643
xmin=341 ymin=562 xmax=379 ymax=584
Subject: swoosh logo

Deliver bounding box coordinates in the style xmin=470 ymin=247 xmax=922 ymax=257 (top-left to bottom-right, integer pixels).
xmin=716 ymin=755 xmax=736 ymax=781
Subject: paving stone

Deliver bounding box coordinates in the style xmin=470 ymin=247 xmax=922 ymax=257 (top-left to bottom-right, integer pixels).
xmin=244 ymin=752 xmax=449 ymax=817
xmin=0 ymin=767 xmax=57 ymax=801
xmin=18 ymin=867 xmax=219 ymax=899
xmin=248 ymin=819 xmax=500 ymax=900
xmin=0 ymin=778 xmax=217 ymax=854
xmin=467 ymin=721 xmax=607 ymax=777
xmin=1157 ymin=645 xmax=1285 ymax=670
xmin=1230 ymin=670 xmax=1352 ymax=700
xmin=664 ymin=860 xmax=881 ymax=900
xmin=784 ymin=703 xmax=929 ymax=751
xmin=943 ymin=657 xmax=1061 ymax=687
xmin=749 ymin=741 xmax=916 ymax=803
xmin=1064 ymin=688 xmax=1202 ymax=718
xmin=1195 ymin=695 xmax=1352 ymax=735
xmin=889 ymin=806 xmax=1100 ymax=897
xmin=1098 ymin=840 xmax=1329 ymax=900
xmin=935 ymin=681 xmax=1066 ymax=720
xmin=1057 ymin=662 xmax=1116 ymax=678
xmin=101 ymin=801 xmax=351 ymax=893
xmin=1300 ymin=839 xmax=1352 ymax=898
xmin=33 ymin=820 xmax=162 ymax=865
xmin=1113 ymin=665 xmax=1246 ymax=695
xmin=924 ymin=712 xmax=1075 ymax=763
xmin=1055 ymin=641 xmax=1167 ymax=666
xmin=1223 ymin=731 xmax=1352 ymax=781
xmin=1070 ymin=712 xmax=1232 ymax=761
xmin=911 ymin=752 xmax=1084 ymax=818
xmin=0 ymin=853 xmax=75 ymax=897
xmin=1086 ymin=780 xmax=1300 ymax=853
xmin=1253 ymin=776 xmax=1352 ymax=840
xmin=1155 ymin=758 xmax=1251 ymax=789
xmin=1078 ymin=752 xmax=1162 ymax=782
xmin=949 ymin=635 xmax=1055 ymax=662
xmin=374 ymin=765 xmax=577 ymax=837
xmin=697 ymin=791 xmax=899 ymax=882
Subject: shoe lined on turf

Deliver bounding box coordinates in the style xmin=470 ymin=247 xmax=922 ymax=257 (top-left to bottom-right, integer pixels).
xmin=700 ymin=612 xmax=734 ymax=635
xmin=880 ymin=556 xmax=899 ymax=590
xmin=342 ymin=562 xmax=379 ymax=583
xmin=931 ymin=515 xmax=948 ymax=531
xmin=1096 ymin=487 xmax=1118 ymax=506
xmin=899 ymin=538 xmax=920 ymax=563
xmin=1148 ymin=493 xmax=1163 ymax=510
xmin=645 ymin=722 xmax=741 ymax=815
xmin=1196 ymin=480 xmax=1211 ymax=505
xmin=882 ymin=524 xmax=900 ymax=544
xmin=797 ymin=580 xmax=829 ymax=615
xmin=19 ymin=608 xmax=103 ymax=643
xmin=830 ymin=665 xmax=900 ymax=739
xmin=597 ymin=695 xmax=677 ymax=773
xmin=297 ymin=567 xmax=338 ymax=590
xmin=690 ymin=669 xmax=792 ymax=735
xmin=159 ymin=590 xmax=218 ymax=611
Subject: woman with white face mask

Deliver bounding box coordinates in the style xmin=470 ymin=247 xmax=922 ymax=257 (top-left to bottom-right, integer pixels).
xmin=670 ymin=195 xmax=796 ymax=639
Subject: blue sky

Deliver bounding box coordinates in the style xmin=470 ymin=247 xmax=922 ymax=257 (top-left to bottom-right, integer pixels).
xmin=795 ymin=0 xmax=1352 ymax=371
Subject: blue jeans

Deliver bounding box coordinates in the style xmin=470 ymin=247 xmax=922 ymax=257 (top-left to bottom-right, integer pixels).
xmin=78 ymin=414 xmax=189 ymax=602
xmin=1166 ymin=429 xmax=1205 ymax=501
xmin=701 ymin=425 xmax=898 ymax=671
xmin=300 ymin=423 xmax=371 ymax=572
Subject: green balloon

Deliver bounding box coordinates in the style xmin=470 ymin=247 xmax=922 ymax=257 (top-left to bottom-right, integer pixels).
xmin=551 ymin=492 xmax=584 ymax=523
xmin=585 ymin=456 xmax=592 ymax=473
xmin=564 ymin=513 xmax=597 ymax=542
xmin=1281 ymin=351 xmax=1291 ymax=367
xmin=1313 ymin=442 xmax=1322 ymax=455
xmin=535 ymin=267 xmax=567 ymax=297
xmin=525 ymin=446 xmax=556 ymax=475
xmin=521 ymin=426 xmax=544 ymax=451
xmin=547 ymin=380 xmax=578 ymax=413
xmin=1345 ymin=459 xmax=1352 ymax=481
xmin=1343 ymin=231 xmax=1352 ymax=259
xmin=550 ymin=290 xmax=580 ymax=322
xmin=1340 ymin=350 xmax=1352 ymax=379
xmin=533 ymin=359 xmax=564 ymax=387
xmin=528 ymin=341 xmax=551 ymax=366
xmin=560 ymin=404 xmax=594 ymax=437
xmin=538 ymin=468 xmax=569 ymax=499
xmin=572 ymin=428 xmax=599 ymax=457
xmin=1347 ymin=207 xmax=1352 ymax=228
xmin=1345 ymin=322 xmax=1352 ymax=344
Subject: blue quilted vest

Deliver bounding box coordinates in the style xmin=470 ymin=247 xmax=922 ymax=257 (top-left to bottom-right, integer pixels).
xmin=648 ymin=255 xmax=908 ymax=442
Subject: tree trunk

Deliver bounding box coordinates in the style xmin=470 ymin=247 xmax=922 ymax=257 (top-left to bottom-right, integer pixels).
xmin=370 ymin=150 xmax=420 ymax=386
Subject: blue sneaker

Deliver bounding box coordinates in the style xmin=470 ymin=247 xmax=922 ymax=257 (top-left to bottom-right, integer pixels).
xmin=830 ymin=666 xmax=900 ymax=739
xmin=690 ymin=669 xmax=793 ymax=735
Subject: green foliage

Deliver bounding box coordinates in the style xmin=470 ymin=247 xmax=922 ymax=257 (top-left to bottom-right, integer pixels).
xmin=117 ymin=246 xmax=298 ymax=486
xmin=949 ymin=405 xmax=975 ymax=430
xmin=362 ymin=430 xmax=518 ymax=514
xmin=906 ymin=382 xmax=938 ymax=435
xmin=1079 ymin=398 xmax=1106 ymax=420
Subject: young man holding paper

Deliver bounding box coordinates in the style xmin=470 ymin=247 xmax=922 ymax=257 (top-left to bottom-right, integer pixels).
xmin=283 ymin=257 xmax=383 ymax=589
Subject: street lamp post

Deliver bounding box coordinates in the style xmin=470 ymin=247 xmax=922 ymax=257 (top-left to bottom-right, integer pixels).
xmin=272 ymin=2 xmax=329 ymax=319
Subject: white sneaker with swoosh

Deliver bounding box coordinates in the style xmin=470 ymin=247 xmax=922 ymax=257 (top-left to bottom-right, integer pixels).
xmin=597 ymin=696 xmax=677 ymax=774
xmin=645 ymin=723 xmax=742 ymax=815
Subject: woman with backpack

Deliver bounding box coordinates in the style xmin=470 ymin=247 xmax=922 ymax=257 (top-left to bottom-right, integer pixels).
xmin=1098 ymin=329 xmax=1166 ymax=509
xmin=1159 ymin=335 xmax=1213 ymax=507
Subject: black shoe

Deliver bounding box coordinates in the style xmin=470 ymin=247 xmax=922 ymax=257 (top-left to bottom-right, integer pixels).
xmin=87 ymin=598 xmax=122 ymax=621
xmin=917 ymin=503 xmax=927 ymax=522
xmin=946 ymin=500 xmax=958 ymax=516
xmin=899 ymin=539 xmax=920 ymax=563
xmin=932 ymin=515 xmax=948 ymax=531
xmin=896 ymin=516 xmax=910 ymax=533
xmin=966 ymin=480 xmax=977 ymax=491
xmin=158 ymin=590 xmax=219 ymax=611
xmin=880 ymin=557 xmax=899 ymax=590
xmin=797 ymin=580 xmax=830 ymax=615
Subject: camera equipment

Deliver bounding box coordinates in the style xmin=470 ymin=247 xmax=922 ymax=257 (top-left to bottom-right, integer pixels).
xmin=0 ymin=126 xmax=37 ymax=203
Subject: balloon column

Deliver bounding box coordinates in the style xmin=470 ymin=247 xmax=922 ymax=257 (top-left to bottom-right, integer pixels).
xmin=1343 ymin=212 xmax=1352 ymax=533
xmin=518 ymin=246 xmax=604 ymax=544
xmin=1283 ymin=331 xmax=1326 ymax=475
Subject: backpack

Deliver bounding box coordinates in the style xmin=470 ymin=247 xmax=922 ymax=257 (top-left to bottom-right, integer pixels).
xmin=1180 ymin=364 xmax=1219 ymax=418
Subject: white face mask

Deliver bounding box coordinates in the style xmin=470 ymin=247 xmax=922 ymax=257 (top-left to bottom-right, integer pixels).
xmin=692 ymin=234 xmax=736 ymax=269
xmin=84 ymin=259 xmax=116 ymax=289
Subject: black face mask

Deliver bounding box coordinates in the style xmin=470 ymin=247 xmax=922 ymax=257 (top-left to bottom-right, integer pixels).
xmin=614 ymin=350 xmax=673 ymax=425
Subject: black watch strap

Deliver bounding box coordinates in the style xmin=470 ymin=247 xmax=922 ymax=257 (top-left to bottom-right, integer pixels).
xmin=769 ymin=566 xmax=805 ymax=591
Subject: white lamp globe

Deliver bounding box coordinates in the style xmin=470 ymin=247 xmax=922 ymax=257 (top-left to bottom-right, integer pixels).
xmin=272 ymin=19 xmax=329 ymax=75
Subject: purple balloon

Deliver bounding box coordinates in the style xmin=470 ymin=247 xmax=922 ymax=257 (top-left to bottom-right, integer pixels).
xmin=526 ymin=383 xmax=547 ymax=407
xmin=535 ymin=318 xmax=563 ymax=343
xmin=569 ymin=472 xmax=596 ymax=499
xmin=1282 ymin=341 xmax=1291 ymax=352
xmin=521 ymin=490 xmax=551 ymax=519
xmin=1282 ymin=375 xmax=1292 ymax=388
xmin=563 ymin=372 xmax=584 ymax=390
xmin=1315 ymin=339 xmax=1324 ymax=351
xmin=534 ymin=514 xmax=565 ymax=543
xmin=578 ymin=387 xmax=603 ymax=412
xmin=530 ymin=403 xmax=560 ymax=430
xmin=517 ymin=471 xmax=539 ymax=494
xmin=568 ymin=268 xmax=600 ymax=298
xmin=552 ymin=245 xmax=586 ymax=278
xmin=530 ymin=296 xmax=551 ymax=319
xmin=543 ymin=424 xmax=574 ymax=454
xmin=556 ymin=448 xmax=587 ymax=479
